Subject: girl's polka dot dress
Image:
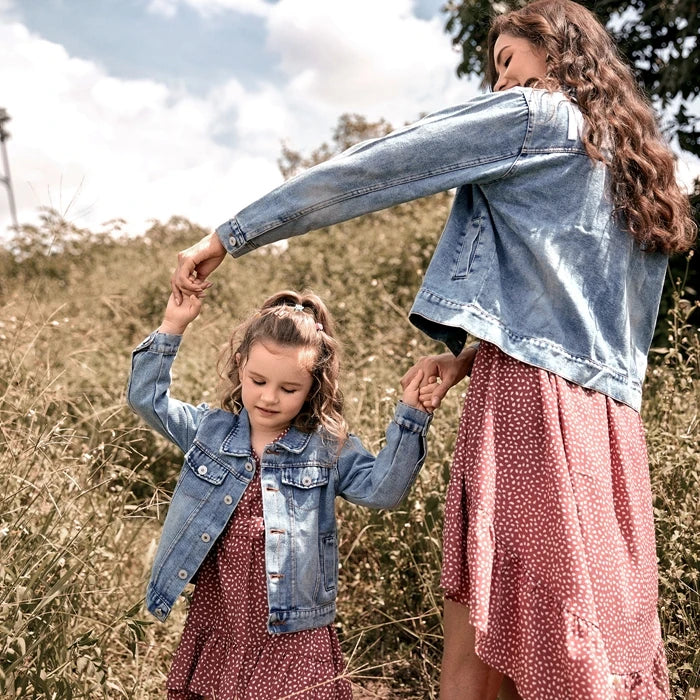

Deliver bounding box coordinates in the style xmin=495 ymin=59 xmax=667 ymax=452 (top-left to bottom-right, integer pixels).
xmin=166 ymin=446 xmax=352 ymax=700
xmin=441 ymin=342 xmax=671 ymax=699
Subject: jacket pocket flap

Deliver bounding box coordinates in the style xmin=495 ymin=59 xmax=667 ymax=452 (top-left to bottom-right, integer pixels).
xmin=184 ymin=448 xmax=228 ymax=485
xmin=281 ymin=466 xmax=329 ymax=489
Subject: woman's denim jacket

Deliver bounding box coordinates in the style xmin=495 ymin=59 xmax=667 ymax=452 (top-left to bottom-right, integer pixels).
xmin=216 ymin=88 xmax=668 ymax=411
xmin=127 ymin=331 xmax=432 ymax=633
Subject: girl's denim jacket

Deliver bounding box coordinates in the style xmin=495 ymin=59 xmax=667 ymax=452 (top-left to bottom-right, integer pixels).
xmin=127 ymin=331 xmax=432 ymax=633
xmin=216 ymin=88 xmax=668 ymax=411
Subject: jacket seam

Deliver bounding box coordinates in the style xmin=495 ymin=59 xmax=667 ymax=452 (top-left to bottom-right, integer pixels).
xmin=240 ymin=153 xmax=520 ymax=239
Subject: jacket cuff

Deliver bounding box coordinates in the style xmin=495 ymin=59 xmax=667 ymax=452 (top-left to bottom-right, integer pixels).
xmin=133 ymin=330 xmax=183 ymax=355
xmin=216 ymin=219 xmax=248 ymax=258
xmin=393 ymin=401 xmax=433 ymax=435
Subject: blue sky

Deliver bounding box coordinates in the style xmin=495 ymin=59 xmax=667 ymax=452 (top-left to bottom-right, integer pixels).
xmin=1 ymin=0 xmax=481 ymax=236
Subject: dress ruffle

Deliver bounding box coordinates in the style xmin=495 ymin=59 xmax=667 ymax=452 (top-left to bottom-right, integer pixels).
xmin=440 ymin=342 xmax=671 ymax=700
xmin=444 ymin=492 xmax=670 ymax=699
xmin=167 ymin=626 xmax=349 ymax=700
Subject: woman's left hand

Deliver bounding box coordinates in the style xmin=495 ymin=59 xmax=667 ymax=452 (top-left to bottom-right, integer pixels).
xmin=401 ymin=344 xmax=478 ymax=410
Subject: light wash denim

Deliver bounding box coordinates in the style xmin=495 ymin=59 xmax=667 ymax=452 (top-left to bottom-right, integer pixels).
xmin=126 ymin=331 xmax=432 ymax=633
xmin=216 ymin=88 xmax=668 ymax=410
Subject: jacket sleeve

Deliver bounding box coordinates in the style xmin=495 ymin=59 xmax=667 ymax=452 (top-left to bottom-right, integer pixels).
xmin=336 ymin=401 xmax=433 ymax=509
xmin=126 ymin=331 xmax=209 ymax=453
xmin=216 ymin=90 xmax=529 ymax=258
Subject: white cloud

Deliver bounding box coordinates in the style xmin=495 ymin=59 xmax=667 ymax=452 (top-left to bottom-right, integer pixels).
xmin=259 ymin=0 xmax=480 ymax=153
xmin=0 ymin=18 xmax=286 ymax=237
xmin=0 ymin=0 xmax=477 ymax=239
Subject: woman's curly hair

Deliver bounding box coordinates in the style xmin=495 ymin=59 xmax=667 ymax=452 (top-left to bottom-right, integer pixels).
xmin=486 ymin=0 xmax=696 ymax=255
xmin=217 ymin=290 xmax=347 ymax=445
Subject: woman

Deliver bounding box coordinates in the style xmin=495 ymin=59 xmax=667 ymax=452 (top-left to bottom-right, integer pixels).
xmin=170 ymin=1 xmax=695 ymax=697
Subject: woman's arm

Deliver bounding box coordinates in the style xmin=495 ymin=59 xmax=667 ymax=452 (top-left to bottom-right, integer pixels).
xmin=171 ymin=91 xmax=530 ymax=299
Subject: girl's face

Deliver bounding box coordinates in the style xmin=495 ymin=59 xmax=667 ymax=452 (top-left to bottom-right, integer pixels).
xmin=493 ymin=33 xmax=548 ymax=92
xmin=238 ymin=340 xmax=314 ymax=440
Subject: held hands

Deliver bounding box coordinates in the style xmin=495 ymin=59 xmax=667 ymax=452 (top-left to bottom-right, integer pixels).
xmin=170 ymin=232 xmax=227 ymax=305
xmin=400 ymin=344 xmax=479 ymax=411
xmin=401 ymin=369 xmax=431 ymax=412
xmin=159 ymin=293 xmax=203 ymax=335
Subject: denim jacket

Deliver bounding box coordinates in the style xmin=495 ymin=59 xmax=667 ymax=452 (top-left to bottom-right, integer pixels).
xmin=215 ymin=88 xmax=667 ymax=410
xmin=126 ymin=331 xmax=432 ymax=633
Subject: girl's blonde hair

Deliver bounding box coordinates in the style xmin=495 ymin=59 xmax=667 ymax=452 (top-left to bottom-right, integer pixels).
xmin=486 ymin=0 xmax=696 ymax=255
xmin=217 ymin=290 xmax=347 ymax=444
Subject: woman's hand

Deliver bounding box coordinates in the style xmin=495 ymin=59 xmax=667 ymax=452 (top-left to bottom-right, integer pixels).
xmin=401 ymin=344 xmax=479 ymax=410
xmin=160 ymin=293 xmax=203 ymax=335
xmin=170 ymin=232 xmax=227 ymax=305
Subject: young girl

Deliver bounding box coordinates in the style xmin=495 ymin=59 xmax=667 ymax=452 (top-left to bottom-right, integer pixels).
xmin=127 ymin=289 xmax=435 ymax=699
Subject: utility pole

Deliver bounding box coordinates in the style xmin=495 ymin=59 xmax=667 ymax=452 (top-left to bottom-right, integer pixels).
xmin=0 ymin=108 xmax=19 ymax=230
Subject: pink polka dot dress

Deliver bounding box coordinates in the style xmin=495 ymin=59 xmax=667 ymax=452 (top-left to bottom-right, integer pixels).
xmin=441 ymin=342 xmax=670 ymax=699
xmin=166 ymin=446 xmax=352 ymax=700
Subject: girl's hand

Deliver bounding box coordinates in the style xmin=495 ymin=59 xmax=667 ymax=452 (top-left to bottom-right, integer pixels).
xmin=401 ymin=369 xmax=432 ymax=412
xmin=160 ymin=293 xmax=203 ymax=335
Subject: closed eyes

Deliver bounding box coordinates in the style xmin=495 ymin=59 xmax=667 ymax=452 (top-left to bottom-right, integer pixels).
xmin=251 ymin=378 xmax=298 ymax=393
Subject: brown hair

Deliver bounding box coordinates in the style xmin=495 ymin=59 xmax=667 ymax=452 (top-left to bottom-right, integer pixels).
xmin=486 ymin=0 xmax=696 ymax=255
xmin=217 ymin=290 xmax=347 ymax=444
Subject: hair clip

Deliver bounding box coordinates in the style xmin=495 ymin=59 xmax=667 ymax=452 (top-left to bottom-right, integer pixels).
xmin=293 ymin=304 xmax=304 ymax=312
xmin=315 ymin=322 xmax=324 ymax=332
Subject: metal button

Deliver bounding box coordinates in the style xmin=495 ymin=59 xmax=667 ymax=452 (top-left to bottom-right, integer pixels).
xmin=229 ymin=235 xmax=236 ymax=246
xmin=197 ymin=465 xmax=208 ymax=475
xmin=177 ymin=569 xmax=188 ymax=579
xmin=201 ymin=533 xmax=211 ymax=543
xmin=155 ymin=607 xmax=164 ymax=618
xmin=224 ymin=494 xmax=233 ymax=505
xmin=302 ymin=475 xmax=312 ymax=486
xmin=245 ymin=461 xmax=254 ymax=472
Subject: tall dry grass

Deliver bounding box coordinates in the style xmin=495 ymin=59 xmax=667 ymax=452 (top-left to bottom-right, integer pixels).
xmin=0 ymin=206 xmax=697 ymax=698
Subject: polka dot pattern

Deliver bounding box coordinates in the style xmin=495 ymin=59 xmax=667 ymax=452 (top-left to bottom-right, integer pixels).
xmin=167 ymin=448 xmax=352 ymax=700
xmin=441 ymin=342 xmax=670 ymax=699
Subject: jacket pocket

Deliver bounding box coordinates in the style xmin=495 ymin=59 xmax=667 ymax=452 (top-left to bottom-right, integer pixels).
xmin=320 ymin=531 xmax=337 ymax=593
xmin=177 ymin=446 xmax=229 ymax=499
xmin=280 ymin=466 xmax=329 ymax=512
xmin=452 ymin=216 xmax=482 ymax=280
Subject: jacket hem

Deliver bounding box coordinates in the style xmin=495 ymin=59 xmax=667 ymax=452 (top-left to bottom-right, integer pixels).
xmin=409 ymin=291 xmax=643 ymax=411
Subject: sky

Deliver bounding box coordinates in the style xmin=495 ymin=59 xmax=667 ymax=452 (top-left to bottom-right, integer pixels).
xmin=0 ymin=0 xmax=482 ymax=239
xmin=1 ymin=0 xmax=698 ymax=242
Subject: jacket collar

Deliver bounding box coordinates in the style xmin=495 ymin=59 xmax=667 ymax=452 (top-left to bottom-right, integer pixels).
xmin=220 ymin=409 xmax=313 ymax=456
